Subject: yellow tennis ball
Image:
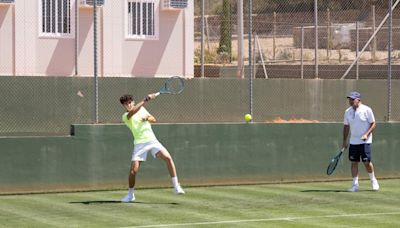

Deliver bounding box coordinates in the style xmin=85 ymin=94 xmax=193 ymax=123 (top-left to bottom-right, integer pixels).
xmin=245 ymin=114 xmax=252 ymax=122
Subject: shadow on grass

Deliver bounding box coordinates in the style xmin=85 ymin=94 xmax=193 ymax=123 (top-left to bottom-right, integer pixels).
xmin=69 ymin=201 xmax=179 ymax=205
xmin=301 ymin=189 xmax=348 ymax=193
xmin=301 ymin=189 xmax=375 ymax=193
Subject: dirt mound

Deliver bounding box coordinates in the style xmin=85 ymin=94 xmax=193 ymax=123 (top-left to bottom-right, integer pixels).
xmin=267 ymin=117 xmax=320 ymax=123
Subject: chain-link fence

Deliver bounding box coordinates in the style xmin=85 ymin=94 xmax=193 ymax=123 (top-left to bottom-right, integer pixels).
xmin=195 ymin=0 xmax=400 ymax=78
xmin=0 ymin=0 xmax=399 ymax=136
xmin=194 ymin=0 xmax=399 ymax=118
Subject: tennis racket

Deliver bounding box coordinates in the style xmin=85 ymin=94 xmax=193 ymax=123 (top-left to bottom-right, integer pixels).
xmin=154 ymin=76 xmax=185 ymax=97
xmin=326 ymin=148 xmax=345 ymax=175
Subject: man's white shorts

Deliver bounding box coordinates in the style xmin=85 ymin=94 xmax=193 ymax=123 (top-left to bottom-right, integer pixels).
xmin=132 ymin=141 xmax=166 ymax=161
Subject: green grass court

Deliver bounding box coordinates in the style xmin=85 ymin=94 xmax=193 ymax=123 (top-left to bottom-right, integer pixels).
xmin=1 ymin=179 xmax=399 ymax=227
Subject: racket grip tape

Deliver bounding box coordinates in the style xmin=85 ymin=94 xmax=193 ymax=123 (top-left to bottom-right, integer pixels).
xmin=154 ymin=92 xmax=160 ymax=97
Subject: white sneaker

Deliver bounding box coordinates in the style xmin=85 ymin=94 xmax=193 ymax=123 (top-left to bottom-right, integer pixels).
xmin=372 ymin=180 xmax=380 ymax=191
xmin=348 ymin=184 xmax=359 ymax=192
xmin=121 ymin=193 xmax=135 ymax=203
xmin=174 ymin=185 xmax=185 ymax=194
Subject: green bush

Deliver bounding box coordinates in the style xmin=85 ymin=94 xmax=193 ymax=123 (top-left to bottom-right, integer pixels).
xmin=194 ymin=48 xmax=219 ymax=64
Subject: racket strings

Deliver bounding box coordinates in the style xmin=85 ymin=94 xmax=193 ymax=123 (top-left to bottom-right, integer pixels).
xmin=327 ymin=160 xmax=339 ymax=175
xmin=166 ymin=78 xmax=184 ymax=94
xmin=326 ymin=150 xmax=344 ymax=175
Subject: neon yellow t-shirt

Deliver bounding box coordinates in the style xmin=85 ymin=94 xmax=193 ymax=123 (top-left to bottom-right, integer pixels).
xmin=122 ymin=107 xmax=157 ymax=144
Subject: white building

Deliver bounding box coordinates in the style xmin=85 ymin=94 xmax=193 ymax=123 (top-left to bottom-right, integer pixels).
xmin=0 ymin=0 xmax=193 ymax=77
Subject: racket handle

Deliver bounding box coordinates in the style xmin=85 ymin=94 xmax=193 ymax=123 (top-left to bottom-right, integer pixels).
xmin=154 ymin=92 xmax=160 ymax=97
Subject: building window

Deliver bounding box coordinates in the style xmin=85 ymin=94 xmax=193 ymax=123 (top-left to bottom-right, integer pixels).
xmin=126 ymin=0 xmax=158 ymax=39
xmin=39 ymin=0 xmax=74 ymax=38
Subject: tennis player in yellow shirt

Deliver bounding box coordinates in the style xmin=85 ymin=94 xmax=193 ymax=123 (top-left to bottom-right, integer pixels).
xmin=119 ymin=94 xmax=185 ymax=202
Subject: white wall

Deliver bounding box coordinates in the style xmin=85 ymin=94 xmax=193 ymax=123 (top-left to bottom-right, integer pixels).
xmin=0 ymin=0 xmax=193 ymax=77
xmin=0 ymin=5 xmax=14 ymax=75
xmin=102 ymin=0 xmax=194 ymax=77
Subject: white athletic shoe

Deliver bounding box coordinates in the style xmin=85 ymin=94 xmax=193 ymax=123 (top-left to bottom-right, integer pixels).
xmin=174 ymin=185 xmax=185 ymax=194
xmin=348 ymin=184 xmax=359 ymax=192
xmin=121 ymin=193 xmax=135 ymax=203
xmin=371 ymin=180 xmax=380 ymax=191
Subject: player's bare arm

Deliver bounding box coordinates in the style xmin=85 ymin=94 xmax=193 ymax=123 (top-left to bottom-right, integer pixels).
xmin=142 ymin=115 xmax=156 ymax=123
xmin=127 ymin=94 xmax=156 ymax=119
xmin=342 ymin=124 xmax=350 ymax=149
xmin=361 ymin=122 xmax=376 ymax=141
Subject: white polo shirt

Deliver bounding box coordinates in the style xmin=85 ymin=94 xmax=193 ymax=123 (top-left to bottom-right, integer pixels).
xmin=344 ymin=104 xmax=375 ymax=145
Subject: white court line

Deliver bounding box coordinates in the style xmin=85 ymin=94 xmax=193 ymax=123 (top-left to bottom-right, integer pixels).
xmin=121 ymin=211 xmax=400 ymax=228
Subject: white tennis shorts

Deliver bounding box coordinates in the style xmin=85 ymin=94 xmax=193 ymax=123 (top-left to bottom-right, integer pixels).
xmin=132 ymin=140 xmax=166 ymax=161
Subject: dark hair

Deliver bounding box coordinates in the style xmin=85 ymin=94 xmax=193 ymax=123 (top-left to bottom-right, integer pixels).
xmin=120 ymin=94 xmax=133 ymax=104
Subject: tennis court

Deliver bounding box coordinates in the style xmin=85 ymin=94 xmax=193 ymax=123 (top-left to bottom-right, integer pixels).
xmin=1 ymin=1 xmax=400 ymax=227
xmin=1 ymin=179 xmax=399 ymax=227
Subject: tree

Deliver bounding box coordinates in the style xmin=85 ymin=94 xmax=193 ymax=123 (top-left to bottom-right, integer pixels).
xmin=218 ymin=0 xmax=232 ymax=62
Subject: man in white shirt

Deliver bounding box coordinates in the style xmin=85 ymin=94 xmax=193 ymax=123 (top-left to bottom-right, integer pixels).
xmin=342 ymin=91 xmax=379 ymax=192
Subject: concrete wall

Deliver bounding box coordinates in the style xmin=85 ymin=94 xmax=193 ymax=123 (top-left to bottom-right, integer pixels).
xmin=1 ymin=123 xmax=399 ymax=194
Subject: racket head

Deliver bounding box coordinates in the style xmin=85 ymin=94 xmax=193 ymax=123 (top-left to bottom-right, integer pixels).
xmin=326 ymin=149 xmax=344 ymax=175
xmin=159 ymin=76 xmax=185 ymax=95
xmin=326 ymin=156 xmax=340 ymax=175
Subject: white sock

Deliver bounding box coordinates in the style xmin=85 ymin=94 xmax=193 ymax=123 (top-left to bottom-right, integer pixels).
xmin=352 ymin=176 xmax=359 ymax=186
xmin=368 ymin=172 xmax=377 ymax=181
xmin=172 ymin=177 xmax=179 ymax=187
xmin=128 ymin=188 xmax=134 ymax=195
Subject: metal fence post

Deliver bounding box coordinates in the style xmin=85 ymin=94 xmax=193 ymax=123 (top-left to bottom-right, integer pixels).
xmin=372 ymin=5 xmax=376 ymax=63
xmin=237 ymin=0 xmax=244 ymax=79
xmin=356 ymin=21 xmax=359 ymax=80
xmin=201 ymin=0 xmax=205 ymax=78
xmin=327 ymin=8 xmax=330 ymax=62
xmin=314 ymin=0 xmax=318 ymax=79
xmin=388 ymin=0 xmax=393 ymax=121
xmin=301 ymin=26 xmax=304 ymax=79
xmin=273 ymin=12 xmax=276 ymax=61
xmin=93 ymin=0 xmax=99 ymax=123
xmin=75 ymin=1 xmax=78 ymax=76
xmin=248 ymin=0 xmax=253 ymax=121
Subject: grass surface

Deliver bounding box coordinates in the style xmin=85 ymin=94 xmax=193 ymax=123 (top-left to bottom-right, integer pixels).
xmin=1 ymin=179 xmax=399 ymax=227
